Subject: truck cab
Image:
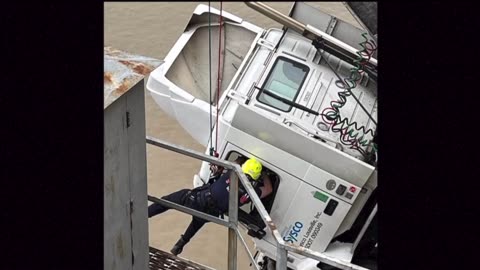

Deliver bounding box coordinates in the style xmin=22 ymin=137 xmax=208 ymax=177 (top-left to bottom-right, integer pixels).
xmin=146 ymin=2 xmax=377 ymax=269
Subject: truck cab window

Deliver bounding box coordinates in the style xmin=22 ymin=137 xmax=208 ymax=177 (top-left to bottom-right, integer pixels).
xmin=257 ymin=56 xmax=309 ymax=112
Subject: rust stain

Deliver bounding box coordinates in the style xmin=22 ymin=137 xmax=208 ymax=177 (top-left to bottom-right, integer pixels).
xmin=133 ymin=64 xmax=152 ymax=75
xmin=113 ymin=79 xmax=132 ymax=96
xmin=118 ymin=60 xmax=154 ymax=76
xmin=267 ymin=220 xmax=277 ymax=231
xmin=293 ymin=244 xmax=309 ymax=253
xmin=104 ymin=72 xmax=113 ymax=84
xmin=104 ymin=47 xmax=162 ymax=108
xmin=118 ymin=60 xmax=134 ymax=68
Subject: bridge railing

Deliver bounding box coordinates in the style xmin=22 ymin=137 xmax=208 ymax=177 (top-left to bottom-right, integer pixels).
xmin=146 ymin=135 xmax=370 ymax=270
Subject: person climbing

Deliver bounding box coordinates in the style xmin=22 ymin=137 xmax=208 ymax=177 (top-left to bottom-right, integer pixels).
xmin=148 ymin=156 xmax=273 ymax=256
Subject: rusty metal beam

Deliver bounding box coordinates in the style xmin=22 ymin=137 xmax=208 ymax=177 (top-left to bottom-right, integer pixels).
xmin=104 ymin=47 xmax=163 ymax=109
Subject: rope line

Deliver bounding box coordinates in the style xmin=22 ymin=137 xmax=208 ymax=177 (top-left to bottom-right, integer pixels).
xmin=208 ymin=2 xmax=214 ymax=156
xmin=214 ymin=1 xmax=223 ymax=157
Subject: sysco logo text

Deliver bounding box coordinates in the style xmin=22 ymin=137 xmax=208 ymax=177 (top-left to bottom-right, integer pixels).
xmin=283 ymin=222 xmax=303 ymax=244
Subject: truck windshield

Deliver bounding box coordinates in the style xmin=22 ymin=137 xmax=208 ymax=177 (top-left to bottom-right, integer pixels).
xmin=257 ymin=56 xmax=309 ymax=112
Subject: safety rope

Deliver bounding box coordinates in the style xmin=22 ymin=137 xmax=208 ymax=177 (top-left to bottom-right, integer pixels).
xmin=208 ymin=2 xmax=214 ymax=157
xmin=206 ymin=2 xmax=225 ymax=178
xmin=215 ymin=1 xmax=223 ymax=156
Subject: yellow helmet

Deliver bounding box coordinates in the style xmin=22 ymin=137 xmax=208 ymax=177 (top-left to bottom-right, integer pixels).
xmin=242 ymin=158 xmax=262 ymax=181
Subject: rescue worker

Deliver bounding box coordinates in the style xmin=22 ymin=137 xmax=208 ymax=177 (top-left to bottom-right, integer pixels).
xmin=148 ymin=157 xmax=273 ymax=256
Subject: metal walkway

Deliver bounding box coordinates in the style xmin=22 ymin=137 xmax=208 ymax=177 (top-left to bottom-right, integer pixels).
xmin=149 ymin=246 xmax=213 ymax=270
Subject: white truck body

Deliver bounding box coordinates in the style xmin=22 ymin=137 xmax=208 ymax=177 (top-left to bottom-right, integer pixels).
xmin=147 ymin=3 xmax=378 ymax=269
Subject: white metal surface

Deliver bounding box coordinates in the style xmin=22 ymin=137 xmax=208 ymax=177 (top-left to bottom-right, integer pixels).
xmin=219 ymin=126 xmax=357 ymax=260
xmin=145 ymin=133 xmax=371 ymax=270
xmin=146 ymin=3 xmax=377 ymax=269
xmin=244 ymin=31 xmax=377 ymax=161
xmin=230 ymin=105 xmax=375 ymax=186
xmin=146 ymin=5 xmax=262 ymax=147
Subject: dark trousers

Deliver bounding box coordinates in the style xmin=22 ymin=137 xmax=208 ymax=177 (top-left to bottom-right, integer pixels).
xmin=148 ymin=189 xmax=217 ymax=242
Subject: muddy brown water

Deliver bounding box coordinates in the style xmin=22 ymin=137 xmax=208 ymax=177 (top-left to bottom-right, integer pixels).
xmin=104 ymin=2 xmax=360 ymax=269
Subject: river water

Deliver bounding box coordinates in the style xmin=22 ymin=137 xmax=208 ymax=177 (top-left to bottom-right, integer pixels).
xmin=104 ymin=2 xmax=359 ymax=269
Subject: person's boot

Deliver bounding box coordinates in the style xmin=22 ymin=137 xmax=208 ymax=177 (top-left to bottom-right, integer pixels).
xmin=170 ymin=235 xmax=188 ymax=256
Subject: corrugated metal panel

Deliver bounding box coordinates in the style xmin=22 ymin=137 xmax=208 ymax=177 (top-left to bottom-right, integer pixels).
xmin=104 ymin=47 xmax=163 ymax=109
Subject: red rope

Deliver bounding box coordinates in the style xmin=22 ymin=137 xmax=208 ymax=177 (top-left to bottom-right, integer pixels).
xmin=215 ymin=1 xmax=223 ymax=157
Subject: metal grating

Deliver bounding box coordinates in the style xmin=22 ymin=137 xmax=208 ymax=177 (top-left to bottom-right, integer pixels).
xmin=149 ymin=246 xmax=214 ymax=270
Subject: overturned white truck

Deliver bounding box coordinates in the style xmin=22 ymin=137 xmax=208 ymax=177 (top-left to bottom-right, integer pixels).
xmin=147 ymin=2 xmax=378 ymax=269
